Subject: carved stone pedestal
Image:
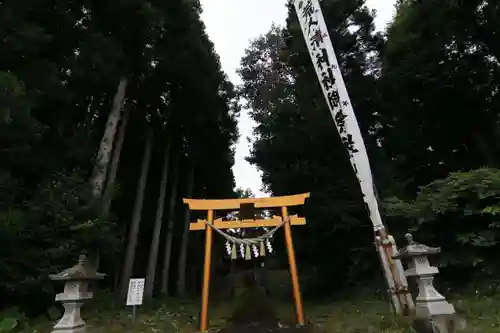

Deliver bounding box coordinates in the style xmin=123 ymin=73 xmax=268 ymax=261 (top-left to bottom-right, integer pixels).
xmin=52 ymin=302 xmax=86 ymax=333
xmin=52 ymin=294 xmax=89 ymax=333
xmin=415 ymin=275 xmax=455 ymax=318
xmin=413 ymin=315 xmax=466 ymax=333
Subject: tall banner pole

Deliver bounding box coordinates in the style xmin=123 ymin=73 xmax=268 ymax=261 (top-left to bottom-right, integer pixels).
xmin=292 ymin=0 xmax=413 ymax=313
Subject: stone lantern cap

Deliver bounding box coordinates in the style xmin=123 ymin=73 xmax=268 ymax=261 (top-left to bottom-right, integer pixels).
xmin=393 ymin=233 xmax=441 ymax=260
xmin=49 ymin=254 xmax=106 ymax=281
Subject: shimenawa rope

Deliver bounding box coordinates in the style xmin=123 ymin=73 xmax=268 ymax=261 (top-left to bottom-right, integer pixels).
xmin=204 ymin=217 xmax=288 ymax=260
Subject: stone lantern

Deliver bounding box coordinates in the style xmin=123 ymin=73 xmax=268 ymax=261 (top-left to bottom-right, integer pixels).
xmin=393 ymin=234 xmax=463 ymax=333
xmin=49 ymin=254 xmax=105 ymax=333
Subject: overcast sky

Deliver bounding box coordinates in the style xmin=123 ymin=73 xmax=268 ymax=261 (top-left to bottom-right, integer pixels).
xmin=199 ymin=0 xmax=397 ymax=197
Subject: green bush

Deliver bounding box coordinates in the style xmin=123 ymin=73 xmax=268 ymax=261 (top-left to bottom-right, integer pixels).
xmin=0 ymin=307 xmax=26 ymax=332
xmin=385 ymin=168 xmax=500 ymax=284
xmin=0 ymin=170 xmax=121 ymax=316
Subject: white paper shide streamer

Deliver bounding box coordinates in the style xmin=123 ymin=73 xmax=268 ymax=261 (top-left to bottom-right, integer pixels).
xmin=293 ymin=0 xmax=384 ymax=231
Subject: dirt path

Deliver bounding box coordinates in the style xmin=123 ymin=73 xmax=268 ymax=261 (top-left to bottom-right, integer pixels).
xmin=217 ymin=289 xmax=317 ymax=333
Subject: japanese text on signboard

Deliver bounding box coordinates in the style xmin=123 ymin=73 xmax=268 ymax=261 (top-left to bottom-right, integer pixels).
xmin=126 ymin=278 xmax=145 ymax=306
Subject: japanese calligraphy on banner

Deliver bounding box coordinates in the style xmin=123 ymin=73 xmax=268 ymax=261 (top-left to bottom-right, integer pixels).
xmin=293 ymin=0 xmax=384 ymax=231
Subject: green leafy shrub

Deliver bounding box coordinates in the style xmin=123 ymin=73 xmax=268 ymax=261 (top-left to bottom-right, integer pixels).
xmin=0 ymin=170 xmax=121 ymax=316
xmin=385 ymin=168 xmax=500 ymax=285
xmin=0 ymin=307 xmax=26 ymax=332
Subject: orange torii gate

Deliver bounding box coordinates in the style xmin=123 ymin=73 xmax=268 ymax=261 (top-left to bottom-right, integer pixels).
xmin=184 ymin=192 xmax=310 ymax=332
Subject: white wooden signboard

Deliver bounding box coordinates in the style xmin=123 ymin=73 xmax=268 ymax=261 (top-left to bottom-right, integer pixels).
xmin=126 ymin=278 xmax=145 ymax=306
xmin=293 ymin=0 xmax=384 ymax=231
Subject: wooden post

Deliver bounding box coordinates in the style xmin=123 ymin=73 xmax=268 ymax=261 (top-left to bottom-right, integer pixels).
xmin=200 ymin=209 xmax=213 ymax=332
xmin=282 ymin=206 xmax=305 ymax=326
xmin=375 ymin=235 xmax=402 ymax=313
xmin=376 ymin=228 xmax=410 ymax=313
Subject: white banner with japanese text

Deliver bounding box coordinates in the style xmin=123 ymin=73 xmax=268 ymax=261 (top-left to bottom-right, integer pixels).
xmin=293 ymin=0 xmax=384 ymax=231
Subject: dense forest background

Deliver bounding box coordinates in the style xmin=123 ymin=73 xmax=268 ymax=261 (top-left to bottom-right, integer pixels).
xmin=1 ymin=0 xmax=500 ymax=319
xmin=240 ymin=0 xmax=500 ymax=294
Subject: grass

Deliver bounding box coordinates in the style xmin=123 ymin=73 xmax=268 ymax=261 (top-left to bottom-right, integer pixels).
xmin=18 ymin=290 xmax=500 ymax=333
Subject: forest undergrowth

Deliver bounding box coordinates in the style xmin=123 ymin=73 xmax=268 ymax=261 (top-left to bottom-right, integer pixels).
xmin=5 ymin=287 xmax=500 ymax=333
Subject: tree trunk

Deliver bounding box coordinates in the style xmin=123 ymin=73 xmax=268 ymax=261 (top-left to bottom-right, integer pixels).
xmin=102 ymin=107 xmax=130 ymax=216
xmin=90 ymin=78 xmax=127 ymax=200
xmin=160 ymin=151 xmax=181 ymax=294
xmin=104 ymin=107 xmax=130 ymax=291
xmin=87 ymin=77 xmax=127 ymax=273
xmin=473 ymin=132 xmax=497 ymax=167
xmin=144 ymin=139 xmax=171 ymax=299
xmin=119 ymin=129 xmax=154 ymax=298
xmin=176 ymin=161 xmax=196 ymax=297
